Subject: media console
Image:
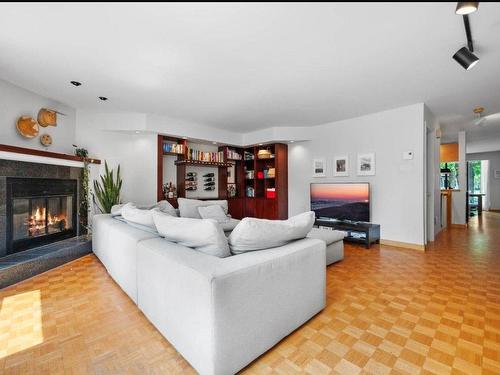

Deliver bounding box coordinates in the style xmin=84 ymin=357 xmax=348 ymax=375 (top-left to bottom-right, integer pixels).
xmin=314 ymin=219 xmax=380 ymax=249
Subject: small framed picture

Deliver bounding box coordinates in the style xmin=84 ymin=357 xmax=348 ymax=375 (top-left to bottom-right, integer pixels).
xmin=227 ymin=164 xmax=235 ymax=184
xmin=357 ymin=153 xmax=376 ymax=176
xmin=312 ymin=158 xmax=326 ymax=177
xmin=334 ymin=155 xmax=349 ymax=177
xmin=495 ymin=170 xmax=500 ymax=179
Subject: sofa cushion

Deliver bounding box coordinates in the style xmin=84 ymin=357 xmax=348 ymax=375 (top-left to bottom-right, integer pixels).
xmin=153 ymin=210 xmax=231 ymax=258
xmin=198 ymin=204 xmax=230 ymax=223
xmin=221 ymin=218 xmax=240 ymax=233
xmin=112 ymin=200 xmax=177 ymax=217
xmin=228 ymin=211 xmax=315 ymax=254
xmin=121 ymin=203 xmax=158 ymax=228
xmin=178 ymin=198 xmax=228 ymax=219
xmin=307 ymin=228 xmax=345 ymax=244
xmin=114 ymin=215 xmax=159 ymax=234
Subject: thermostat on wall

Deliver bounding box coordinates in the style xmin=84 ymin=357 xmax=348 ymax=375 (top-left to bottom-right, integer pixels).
xmin=403 ymin=151 xmax=414 ymax=160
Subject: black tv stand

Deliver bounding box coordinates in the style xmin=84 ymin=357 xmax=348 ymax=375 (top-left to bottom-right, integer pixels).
xmin=314 ymin=219 xmax=380 ymax=249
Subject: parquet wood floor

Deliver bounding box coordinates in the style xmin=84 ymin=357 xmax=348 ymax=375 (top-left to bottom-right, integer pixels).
xmin=1 ymin=212 xmax=499 ymax=375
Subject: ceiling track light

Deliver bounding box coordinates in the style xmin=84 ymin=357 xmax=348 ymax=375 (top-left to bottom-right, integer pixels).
xmin=452 ymin=9 xmax=480 ymax=70
xmin=453 ymin=47 xmax=479 ymax=70
xmin=98 ymin=96 xmax=108 ymax=101
xmin=70 ymin=81 xmax=82 ymax=86
xmin=455 ymin=2 xmax=479 ymax=15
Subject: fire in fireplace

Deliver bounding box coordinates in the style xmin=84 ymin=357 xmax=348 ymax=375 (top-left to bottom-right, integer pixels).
xmin=6 ymin=177 xmax=77 ymax=254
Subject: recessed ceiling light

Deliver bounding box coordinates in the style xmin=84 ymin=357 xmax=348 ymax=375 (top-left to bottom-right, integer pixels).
xmin=453 ymin=47 xmax=479 ymax=70
xmin=212 ymin=141 xmax=217 ymax=145
xmin=98 ymin=96 xmax=108 ymax=101
xmin=258 ymin=143 xmax=263 ymax=146
xmin=182 ymin=136 xmax=187 ymax=139
xmin=70 ymin=81 xmax=82 ymax=86
xmin=290 ymin=141 xmax=294 ymax=143
xmin=455 ymin=2 xmax=479 ymax=15
xmin=135 ymin=131 xmax=140 ymax=134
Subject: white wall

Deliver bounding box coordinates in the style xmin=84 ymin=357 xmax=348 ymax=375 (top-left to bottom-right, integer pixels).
xmin=424 ymin=105 xmax=442 ymax=241
xmin=0 ymin=79 xmax=76 ymax=154
xmin=467 ymin=151 xmax=500 ymax=210
xmin=288 ymin=104 xmax=426 ymax=246
xmin=75 ymin=111 xmax=157 ymax=205
xmin=453 ymin=131 xmax=467 ymax=225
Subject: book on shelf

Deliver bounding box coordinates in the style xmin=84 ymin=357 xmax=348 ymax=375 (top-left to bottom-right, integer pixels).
xmin=163 ymin=143 xmax=184 ymax=154
xmin=186 ymin=147 xmax=224 ymax=163
xmin=226 ymin=149 xmax=242 ymax=160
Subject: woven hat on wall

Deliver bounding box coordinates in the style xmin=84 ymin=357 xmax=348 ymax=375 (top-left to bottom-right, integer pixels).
xmin=37 ymin=108 xmax=57 ymax=127
xmin=16 ymin=116 xmax=39 ymax=138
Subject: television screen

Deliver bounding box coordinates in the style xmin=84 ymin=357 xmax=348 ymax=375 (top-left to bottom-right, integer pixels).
xmin=310 ymin=183 xmax=370 ymax=222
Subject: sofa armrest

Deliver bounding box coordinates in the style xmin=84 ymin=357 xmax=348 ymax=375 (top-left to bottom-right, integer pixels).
xmin=211 ymin=238 xmax=326 ymax=375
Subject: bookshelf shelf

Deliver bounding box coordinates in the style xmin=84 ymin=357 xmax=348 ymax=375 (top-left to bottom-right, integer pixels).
xmin=174 ymin=160 xmax=232 ymax=168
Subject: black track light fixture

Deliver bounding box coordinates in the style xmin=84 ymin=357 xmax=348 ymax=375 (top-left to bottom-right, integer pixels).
xmin=453 ymin=47 xmax=479 ymax=70
xmin=98 ymin=96 xmax=108 ymax=101
xmin=455 ymin=2 xmax=479 ymax=15
xmin=70 ymin=81 xmax=82 ymax=86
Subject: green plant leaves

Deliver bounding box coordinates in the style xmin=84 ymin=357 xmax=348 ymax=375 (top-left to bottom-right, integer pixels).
xmin=93 ymin=161 xmax=122 ymax=214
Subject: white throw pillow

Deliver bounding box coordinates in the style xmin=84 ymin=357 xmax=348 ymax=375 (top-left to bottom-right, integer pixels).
xmin=121 ymin=203 xmax=158 ymax=228
xmin=111 ymin=200 xmax=177 ymax=217
xmin=177 ymin=198 xmax=228 ymax=219
xmin=198 ymin=205 xmax=230 ymax=223
xmin=228 ymin=211 xmax=315 ymax=254
xmin=153 ymin=210 xmax=231 ymax=258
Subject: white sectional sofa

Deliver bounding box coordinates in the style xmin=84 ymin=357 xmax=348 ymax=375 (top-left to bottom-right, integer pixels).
xmin=92 ymin=214 xmax=326 ymax=375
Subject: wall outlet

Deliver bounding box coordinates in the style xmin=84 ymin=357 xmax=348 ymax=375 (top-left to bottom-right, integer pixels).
xmin=403 ymin=151 xmax=414 ymax=160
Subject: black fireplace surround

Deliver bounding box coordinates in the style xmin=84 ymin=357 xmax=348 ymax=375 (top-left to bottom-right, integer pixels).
xmin=5 ymin=177 xmax=77 ymax=254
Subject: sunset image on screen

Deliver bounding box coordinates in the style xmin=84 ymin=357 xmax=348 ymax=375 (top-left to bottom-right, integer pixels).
xmin=310 ymin=183 xmax=370 ymax=222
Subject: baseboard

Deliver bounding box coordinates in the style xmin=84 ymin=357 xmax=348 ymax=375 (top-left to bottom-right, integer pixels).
xmin=489 ymin=209 xmax=500 ymax=213
xmin=379 ymin=239 xmax=425 ymax=252
xmin=450 ymin=224 xmax=467 ymax=229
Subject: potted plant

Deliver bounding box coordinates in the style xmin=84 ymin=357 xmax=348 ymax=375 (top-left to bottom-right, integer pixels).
xmin=93 ymin=161 xmax=122 ymax=213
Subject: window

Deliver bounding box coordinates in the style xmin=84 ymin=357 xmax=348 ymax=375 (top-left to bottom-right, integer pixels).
xmin=440 ymin=162 xmax=459 ymax=189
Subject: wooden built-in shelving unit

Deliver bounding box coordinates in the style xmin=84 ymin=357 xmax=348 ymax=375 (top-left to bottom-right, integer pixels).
xmin=157 ymin=135 xmax=288 ymax=219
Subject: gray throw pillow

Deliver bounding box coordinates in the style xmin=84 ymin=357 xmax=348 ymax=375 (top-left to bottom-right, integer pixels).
xmin=228 ymin=211 xmax=315 ymax=254
xmin=152 ymin=210 xmax=231 ymax=258
xmin=177 ymin=198 xmax=228 ymax=219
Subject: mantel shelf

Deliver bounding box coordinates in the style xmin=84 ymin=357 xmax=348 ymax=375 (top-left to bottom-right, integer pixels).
xmin=174 ymin=159 xmax=232 ymax=168
xmin=0 ymin=144 xmax=101 ymax=164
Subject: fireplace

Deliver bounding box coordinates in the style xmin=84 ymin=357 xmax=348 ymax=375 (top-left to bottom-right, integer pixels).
xmin=6 ymin=177 xmax=77 ymax=254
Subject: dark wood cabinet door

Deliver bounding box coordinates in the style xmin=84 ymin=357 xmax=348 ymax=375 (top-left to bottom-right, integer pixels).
xmin=255 ymin=198 xmax=277 ymax=219
xmin=244 ymin=198 xmax=256 ymax=218
xmin=228 ymin=198 xmax=245 ymax=219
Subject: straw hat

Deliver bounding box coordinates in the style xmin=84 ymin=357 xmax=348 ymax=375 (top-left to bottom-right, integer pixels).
xmin=37 ymin=108 xmax=57 ymax=127
xmin=16 ymin=116 xmax=39 ymax=138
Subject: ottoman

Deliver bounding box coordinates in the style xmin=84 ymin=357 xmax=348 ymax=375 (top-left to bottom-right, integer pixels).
xmin=307 ymin=228 xmax=345 ymax=265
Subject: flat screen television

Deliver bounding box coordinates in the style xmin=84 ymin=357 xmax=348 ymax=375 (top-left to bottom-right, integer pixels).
xmin=310 ymin=183 xmax=370 ymax=222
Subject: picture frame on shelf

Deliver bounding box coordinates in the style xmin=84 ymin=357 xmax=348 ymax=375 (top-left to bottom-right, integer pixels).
xmin=357 ymin=153 xmax=376 ymax=176
xmin=312 ymin=158 xmax=326 ymax=178
xmin=227 ymin=164 xmax=236 ymax=184
xmin=333 ymin=155 xmax=349 ymax=177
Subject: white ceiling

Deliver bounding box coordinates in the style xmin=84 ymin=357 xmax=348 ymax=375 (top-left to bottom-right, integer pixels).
xmin=1 ymin=2 xmax=500 ymax=139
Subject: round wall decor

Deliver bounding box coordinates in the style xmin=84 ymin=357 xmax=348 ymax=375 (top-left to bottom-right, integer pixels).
xmin=40 ymin=134 xmax=53 ymax=147
xmin=16 ymin=116 xmax=39 ymax=138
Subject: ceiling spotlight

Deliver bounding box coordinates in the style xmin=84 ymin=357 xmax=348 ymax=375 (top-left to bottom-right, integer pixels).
xmin=70 ymin=81 xmax=82 ymax=86
xmin=135 ymin=131 xmax=140 ymax=134
xmin=455 ymin=2 xmax=479 ymax=15
xmin=212 ymin=141 xmax=217 ymax=145
xmin=453 ymin=47 xmax=479 ymax=70
xmin=98 ymin=96 xmax=108 ymax=101
xmin=290 ymin=141 xmax=294 ymax=143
